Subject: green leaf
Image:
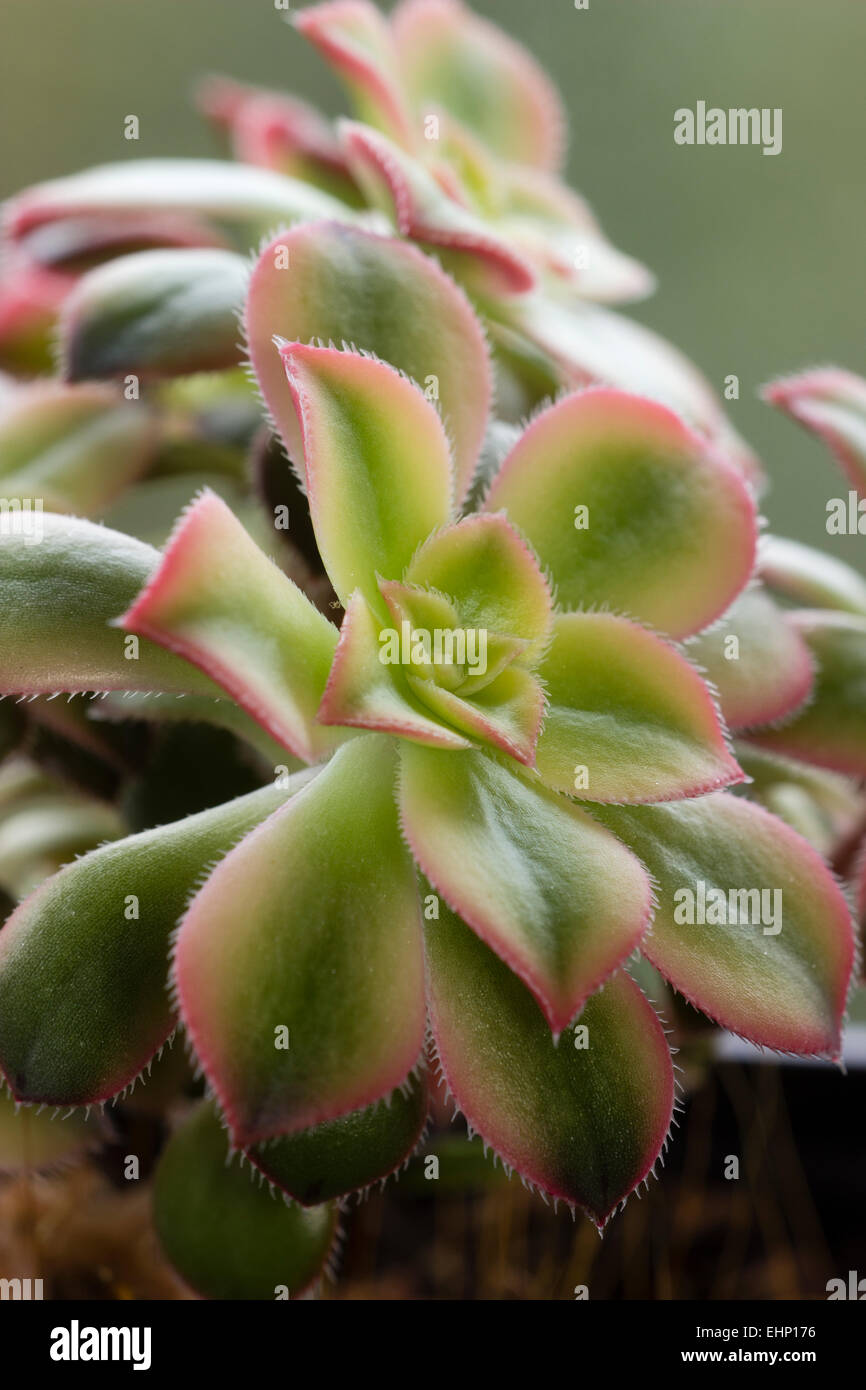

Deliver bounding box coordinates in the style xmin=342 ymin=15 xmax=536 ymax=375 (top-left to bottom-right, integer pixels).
xmin=60 ymin=249 xmax=249 ymax=382
xmin=341 ymin=120 xmax=536 ymax=296
xmin=7 ymin=159 xmax=355 ymax=247
xmin=0 ymin=777 xmax=310 ymax=1105
xmin=248 ymin=1071 xmax=428 ymax=1204
xmin=277 ymin=343 xmax=453 ymax=613
xmin=764 ymin=368 xmax=866 ymax=498
xmin=399 ymin=743 xmax=652 ymax=1034
xmin=294 ymin=0 xmax=415 ymax=148
xmin=749 ymin=612 xmax=866 ymax=776
xmin=485 ymin=387 xmax=757 ymax=639
xmin=497 ymin=295 xmax=762 ymax=486
xmin=535 ymin=612 xmax=743 ymax=802
xmin=595 ymin=793 xmax=855 ymax=1056
xmin=154 ymin=1101 xmax=337 ymax=1300
xmin=426 ymin=904 xmax=673 ymax=1223
xmin=0 ymin=382 xmax=155 ymax=514
xmin=759 ymin=535 xmax=866 ymax=617
xmin=174 ymin=736 xmax=426 ymax=1145
xmin=735 ymin=743 xmax=863 ymax=858
xmin=0 ymin=513 xmax=219 ymax=696
xmin=0 ymin=1089 xmax=103 ymax=1174
xmin=684 ymin=588 xmax=813 ymax=731
xmin=120 ymin=490 xmax=341 ymax=763
xmin=245 ymin=220 xmax=491 ymax=500
xmin=393 ymin=0 xmax=566 ymax=171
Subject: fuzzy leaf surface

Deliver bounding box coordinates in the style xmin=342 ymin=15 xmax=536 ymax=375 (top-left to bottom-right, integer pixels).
xmin=596 ymin=794 xmax=854 ymax=1056
xmin=535 ymin=612 xmax=742 ymax=802
xmin=246 ymin=221 xmax=490 ymax=500
xmin=399 ymin=743 xmax=652 ymax=1034
xmin=175 ymin=737 xmax=426 ymax=1145
xmin=427 ymin=905 xmax=673 ymax=1223
xmin=0 ymin=780 xmax=306 ymax=1105
xmin=485 ymin=388 xmax=757 ymax=638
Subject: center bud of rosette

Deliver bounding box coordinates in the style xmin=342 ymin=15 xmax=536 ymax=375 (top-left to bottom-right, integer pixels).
xmin=377 ymin=580 xmax=499 ymax=692
xmin=315 ymin=514 xmax=555 ymax=768
xmin=375 ymin=577 xmax=544 ymax=763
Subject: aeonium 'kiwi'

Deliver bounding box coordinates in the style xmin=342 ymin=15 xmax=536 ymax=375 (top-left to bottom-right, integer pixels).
xmin=0 ymin=308 xmax=854 ymax=1294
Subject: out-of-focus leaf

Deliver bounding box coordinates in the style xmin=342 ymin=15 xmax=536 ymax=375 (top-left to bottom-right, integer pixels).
xmin=0 ymin=382 xmax=155 ymax=514
xmin=759 ymin=535 xmax=866 ymax=617
xmin=60 ymin=249 xmax=249 ymax=382
xmin=749 ymin=612 xmax=866 ymax=776
xmin=685 ymin=588 xmax=814 ymax=731
xmin=154 ymin=1101 xmax=337 ymax=1300
xmin=764 ymin=368 xmax=866 ymax=498
xmin=0 ymin=513 xmax=221 ymax=697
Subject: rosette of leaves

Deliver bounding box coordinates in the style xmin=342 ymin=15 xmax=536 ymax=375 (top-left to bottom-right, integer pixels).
xmin=0 ymin=245 xmax=856 ymax=1296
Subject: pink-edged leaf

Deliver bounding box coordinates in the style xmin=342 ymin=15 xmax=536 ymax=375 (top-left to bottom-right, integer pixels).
xmin=596 ymin=794 xmax=855 ymax=1058
xmin=856 ymin=840 xmax=866 ymax=932
xmin=685 ymin=588 xmax=814 ymax=731
xmin=0 ymin=253 xmax=73 ymax=374
xmin=498 ymin=295 xmax=763 ymax=486
xmin=759 ymin=535 xmax=866 ymax=617
xmin=0 ymin=512 xmax=220 ymax=697
xmin=734 ymin=743 xmax=864 ymax=860
xmin=0 ymin=779 xmax=304 ymax=1107
xmin=318 ymin=590 xmax=471 ymax=748
xmin=404 ymin=512 xmax=553 ymax=663
xmin=277 ymin=342 xmax=453 ymax=611
xmin=393 ymin=0 xmax=566 ymax=171
xmin=764 ymin=368 xmax=866 ymax=498
xmin=535 ymin=611 xmax=743 ymax=803
xmin=197 ymin=76 xmax=360 ymax=201
xmin=175 ymin=736 xmax=426 ymax=1146
xmin=59 ymin=248 xmax=249 ymax=382
xmin=486 ymin=388 xmax=758 ymax=639
xmin=340 ymin=121 xmax=536 ymax=296
xmin=748 ymin=612 xmax=866 ymax=776
xmin=398 ymin=742 xmax=652 ymax=1036
xmin=4 ymin=160 xmax=353 ymax=249
xmin=0 ymin=380 xmax=156 ymax=514
xmin=427 ymin=904 xmax=673 ymax=1223
xmin=120 ymin=489 xmax=341 ymax=763
xmin=247 ymin=1070 xmax=428 ymax=1205
xmin=245 ymin=221 xmax=491 ymax=501
xmin=154 ymin=1101 xmax=338 ymax=1300
xmin=294 ymin=0 xmax=416 ymax=150
xmin=497 ymin=165 xmax=655 ymax=305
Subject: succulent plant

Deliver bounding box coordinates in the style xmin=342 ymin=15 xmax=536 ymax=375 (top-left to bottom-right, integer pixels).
xmin=0 ymin=0 xmax=863 ymax=1300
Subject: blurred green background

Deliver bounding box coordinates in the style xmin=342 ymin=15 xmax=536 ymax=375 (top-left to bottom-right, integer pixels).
xmin=1 ymin=0 xmax=864 ymax=570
